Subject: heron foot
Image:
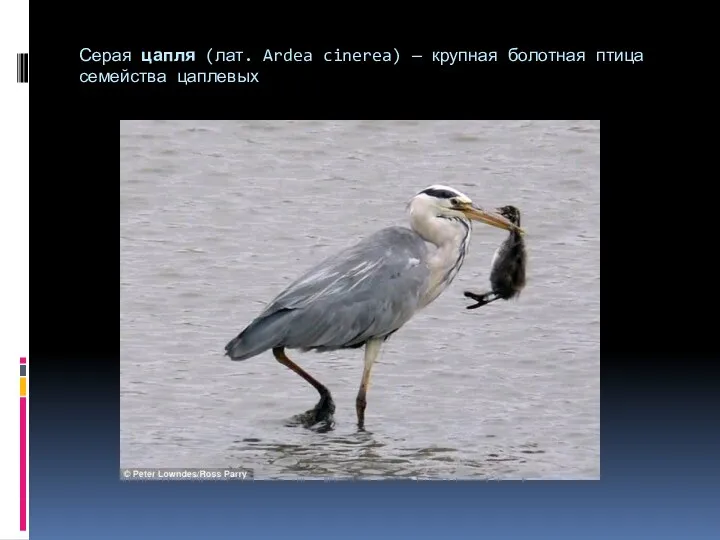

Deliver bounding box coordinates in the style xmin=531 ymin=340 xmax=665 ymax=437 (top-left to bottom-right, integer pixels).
xmin=307 ymin=393 xmax=336 ymax=422
xmin=288 ymin=393 xmax=336 ymax=431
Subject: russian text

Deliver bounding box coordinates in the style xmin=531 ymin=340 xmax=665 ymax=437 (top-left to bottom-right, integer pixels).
xmin=79 ymin=48 xmax=131 ymax=65
xmin=507 ymin=49 xmax=585 ymax=62
xmin=432 ymin=51 xmax=498 ymax=65
xmin=177 ymin=72 xmax=259 ymax=84
xmin=596 ymin=51 xmax=644 ymax=63
xmin=209 ymin=50 xmax=245 ymax=64
xmin=80 ymin=70 xmax=167 ymax=83
xmin=141 ymin=51 xmax=196 ymax=63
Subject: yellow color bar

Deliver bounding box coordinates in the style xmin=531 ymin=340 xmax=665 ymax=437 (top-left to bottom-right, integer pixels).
xmin=20 ymin=377 xmax=26 ymax=397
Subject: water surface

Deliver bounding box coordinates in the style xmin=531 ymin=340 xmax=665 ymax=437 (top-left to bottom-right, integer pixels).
xmin=120 ymin=120 xmax=600 ymax=479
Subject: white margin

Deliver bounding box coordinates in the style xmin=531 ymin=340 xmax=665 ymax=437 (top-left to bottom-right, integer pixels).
xmin=0 ymin=1 xmax=30 ymax=538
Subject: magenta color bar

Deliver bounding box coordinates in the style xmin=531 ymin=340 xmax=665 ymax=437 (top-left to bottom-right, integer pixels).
xmin=20 ymin=396 xmax=27 ymax=531
xmin=20 ymin=357 xmax=26 ymax=364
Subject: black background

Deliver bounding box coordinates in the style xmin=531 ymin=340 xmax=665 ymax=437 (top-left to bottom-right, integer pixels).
xmin=27 ymin=28 xmax=717 ymax=539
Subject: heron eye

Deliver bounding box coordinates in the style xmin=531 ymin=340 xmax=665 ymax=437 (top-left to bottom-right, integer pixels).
xmin=450 ymin=198 xmax=459 ymax=205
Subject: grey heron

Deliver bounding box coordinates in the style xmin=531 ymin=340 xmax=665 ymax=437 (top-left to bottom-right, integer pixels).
xmin=224 ymin=185 xmax=523 ymax=430
xmin=465 ymin=205 xmax=527 ymax=308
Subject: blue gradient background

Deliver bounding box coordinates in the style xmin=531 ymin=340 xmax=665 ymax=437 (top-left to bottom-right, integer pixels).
xmin=31 ymin=36 xmax=715 ymax=539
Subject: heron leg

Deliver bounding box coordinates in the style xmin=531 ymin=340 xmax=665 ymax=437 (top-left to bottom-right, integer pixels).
xmin=273 ymin=347 xmax=335 ymax=425
xmin=356 ymin=338 xmax=382 ymax=430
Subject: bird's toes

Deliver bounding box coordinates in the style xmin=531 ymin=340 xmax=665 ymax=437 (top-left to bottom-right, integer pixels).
xmin=309 ymin=418 xmax=335 ymax=433
xmin=300 ymin=408 xmax=334 ymax=431
xmin=286 ymin=395 xmax=336 ymax=430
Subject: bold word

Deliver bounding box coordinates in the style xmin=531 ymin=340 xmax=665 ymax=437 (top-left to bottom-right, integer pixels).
xmin=141 ymin=51 xmax=196 ymax=63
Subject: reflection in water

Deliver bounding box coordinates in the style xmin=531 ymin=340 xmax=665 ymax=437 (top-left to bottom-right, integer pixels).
xmin=227 ymin=428 xmax=545 ymax=480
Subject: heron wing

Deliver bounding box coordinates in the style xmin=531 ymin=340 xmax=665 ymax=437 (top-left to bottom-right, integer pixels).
xmin=259 ymin=226 xmax=430 ymax=350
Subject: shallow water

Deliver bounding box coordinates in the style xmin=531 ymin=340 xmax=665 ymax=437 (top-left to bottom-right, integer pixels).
xmin=120 ymin=120 xmax=600 ymax=479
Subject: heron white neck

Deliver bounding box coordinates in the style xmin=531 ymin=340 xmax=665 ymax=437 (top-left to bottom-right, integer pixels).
xmin=409 ymin=203 xmax=472 ymax=308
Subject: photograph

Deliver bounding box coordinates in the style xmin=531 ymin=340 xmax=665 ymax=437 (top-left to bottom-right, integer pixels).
xmin=120 ymin=119 xmax=600 ymax=480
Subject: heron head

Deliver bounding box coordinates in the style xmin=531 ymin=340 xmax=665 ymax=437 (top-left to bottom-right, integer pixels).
xmin=413 ymin=185 xmax=524 ymax=234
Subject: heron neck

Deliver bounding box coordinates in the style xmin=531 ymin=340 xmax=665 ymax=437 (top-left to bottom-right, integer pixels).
xmin=419 ymin=219 xmax=471 ymax=308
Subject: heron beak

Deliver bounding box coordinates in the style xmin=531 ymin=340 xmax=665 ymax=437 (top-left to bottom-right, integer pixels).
xmin=462 ymin=204 xmax=524 ymax=234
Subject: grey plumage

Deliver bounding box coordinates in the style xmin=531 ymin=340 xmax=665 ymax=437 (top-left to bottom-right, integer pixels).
xmin=225 ymin=226 xmax=429 ymax=360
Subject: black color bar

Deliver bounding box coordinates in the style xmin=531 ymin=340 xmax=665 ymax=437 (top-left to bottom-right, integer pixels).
xmin=17 ymin=53 xmax=28 ymax=83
